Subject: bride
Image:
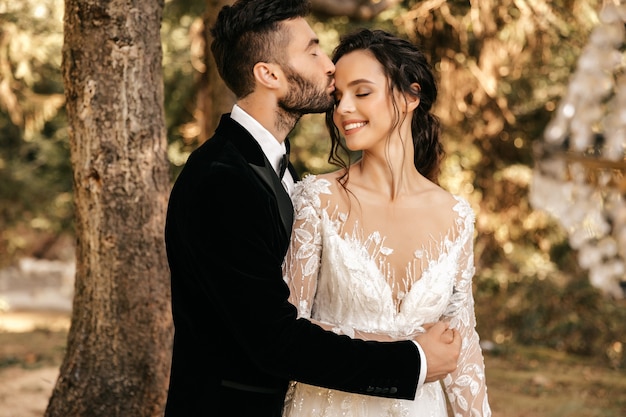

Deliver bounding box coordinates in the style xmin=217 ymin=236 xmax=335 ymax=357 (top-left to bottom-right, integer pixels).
xmin=282 ymin=29 xmax=491 ymax=417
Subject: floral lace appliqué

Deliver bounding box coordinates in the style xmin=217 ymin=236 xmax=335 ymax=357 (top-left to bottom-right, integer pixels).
xmin=283 ymin=175 xmax=491 ymax=417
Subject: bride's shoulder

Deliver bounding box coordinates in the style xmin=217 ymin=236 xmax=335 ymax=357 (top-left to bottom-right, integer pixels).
xmin=292 ymin=171 xmax=342 ymax=208
xmin=451 ymin=194 xmax=474 ymax=216
xmin=423 ymin=185 xmax=474 ymax=223
xmin=419 ymin=187 xmax=475 ymax=243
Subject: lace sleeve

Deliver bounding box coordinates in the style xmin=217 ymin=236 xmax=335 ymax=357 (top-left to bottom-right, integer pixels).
xmin=443 ymin=205 xmax=492 ymax=417
xmin=282 ymin=176 xmax=329 ymax=319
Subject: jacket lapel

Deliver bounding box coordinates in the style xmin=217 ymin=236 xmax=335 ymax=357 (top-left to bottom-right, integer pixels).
xmin=248 ymin=159 xmax=294 ymax=236
xmin=216 ymin=115 xmax=294 ymax=237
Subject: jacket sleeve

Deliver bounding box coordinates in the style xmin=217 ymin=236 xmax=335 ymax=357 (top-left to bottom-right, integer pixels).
xmin=167 ymin=150 xmax=421 ymax=400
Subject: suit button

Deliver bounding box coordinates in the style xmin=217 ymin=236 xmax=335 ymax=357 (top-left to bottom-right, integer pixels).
xmin=389 ymin=387 xmax=398 ymax=394
xmin=366 ymin=386 xmax=375 ymax=393
xmin=374 ymin=387 xmax=382 ymax=394
xmin=382 ymin=387 xmax=389 ymax=394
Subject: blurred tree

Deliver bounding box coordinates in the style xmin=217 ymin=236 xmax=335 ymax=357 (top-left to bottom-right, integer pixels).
xmin=160 ymin=1 xmax=237 ymax=180
xmin=44 ymin=0 xmax=172 ymax=415
xmin=198 ymin=0 xmax=237 ymax=148
xmin=396 ymin=0 xmax=600 ymax=283
xmin=310 ymin=0 xmax=401 ymax=20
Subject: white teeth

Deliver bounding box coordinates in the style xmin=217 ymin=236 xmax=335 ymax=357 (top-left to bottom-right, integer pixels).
xmin=344 ymin=122 xmax=367 ymax=131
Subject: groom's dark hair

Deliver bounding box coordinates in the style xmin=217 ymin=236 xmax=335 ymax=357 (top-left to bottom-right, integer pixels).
xmin=211 ymin=0 xmax=311 ymax=99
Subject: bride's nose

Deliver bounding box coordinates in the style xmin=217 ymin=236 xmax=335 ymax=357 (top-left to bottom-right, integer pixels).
xmin=336 ymin=95 xmax=355 ymax=114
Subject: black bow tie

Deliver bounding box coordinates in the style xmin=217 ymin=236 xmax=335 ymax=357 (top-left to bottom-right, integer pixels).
xmin=279 ymin=138 xmax=290 ymax=179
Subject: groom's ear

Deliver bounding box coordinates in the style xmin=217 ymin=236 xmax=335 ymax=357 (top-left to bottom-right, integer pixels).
xmin=253 ymin=62 xmax=282 ymax=90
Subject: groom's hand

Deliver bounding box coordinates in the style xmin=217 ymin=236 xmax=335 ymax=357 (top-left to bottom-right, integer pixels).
xmin=414 ymin=321 xmax=461 ymax=382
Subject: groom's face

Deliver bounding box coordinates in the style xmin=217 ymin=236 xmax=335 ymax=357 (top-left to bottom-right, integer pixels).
xmin=276 ymin=18 xmax=336 ymax=115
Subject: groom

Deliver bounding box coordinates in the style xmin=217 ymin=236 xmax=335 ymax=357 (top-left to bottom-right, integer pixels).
xmin=164 ymin=1 xmax=461 ymax=416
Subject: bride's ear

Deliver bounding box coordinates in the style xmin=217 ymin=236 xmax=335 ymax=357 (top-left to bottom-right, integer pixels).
xmin=404 ymin=83 xmax=421 ymax=113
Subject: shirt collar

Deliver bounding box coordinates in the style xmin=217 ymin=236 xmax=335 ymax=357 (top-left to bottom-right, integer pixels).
xmin=230 ymin=104 xmax=286 ymax=175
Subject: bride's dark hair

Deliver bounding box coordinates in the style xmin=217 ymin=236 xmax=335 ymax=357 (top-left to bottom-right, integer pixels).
xmin=326 ymin=28 xmax=443 ymax=183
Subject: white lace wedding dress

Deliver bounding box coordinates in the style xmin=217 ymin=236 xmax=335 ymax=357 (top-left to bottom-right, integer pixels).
xmin=282 ymin=175 xmax=491 ymax=417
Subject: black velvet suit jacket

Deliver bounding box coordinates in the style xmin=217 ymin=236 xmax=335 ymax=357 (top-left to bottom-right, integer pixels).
xmin=164 ymin=114 xmax=421 ymax=416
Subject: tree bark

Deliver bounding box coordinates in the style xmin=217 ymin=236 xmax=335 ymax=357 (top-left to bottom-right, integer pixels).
xmin=45 ymin=0 xmax=173 ymax=415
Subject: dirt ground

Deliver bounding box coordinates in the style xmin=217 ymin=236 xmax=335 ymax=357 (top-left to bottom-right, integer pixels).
xmin=0 ymin=311 xmax=69 ymax=417
xmin=0 ymin=366 xmax=59 ymax=417
xmin=1 ymin=305 xmax=625 ymax=416
xmin=1 ymin=312 xmax=626 ymax=417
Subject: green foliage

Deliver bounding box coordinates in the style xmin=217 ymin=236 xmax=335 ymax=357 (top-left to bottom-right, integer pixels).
xmin=0 ymin=0 xmax=204 ymax=261
xmin=0 ymin=0 xmax=70 ymax=264
xmin=161 ymin=0 xmax=206 ymax=174
xmin=476 ymin=268 xmax=626 ymax=369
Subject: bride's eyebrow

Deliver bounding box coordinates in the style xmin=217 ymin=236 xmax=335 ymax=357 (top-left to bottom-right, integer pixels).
xmin=334 ymin=79 xmax=376 ymax=95
xmin=347 ymin=79 xmax=375 ymax=87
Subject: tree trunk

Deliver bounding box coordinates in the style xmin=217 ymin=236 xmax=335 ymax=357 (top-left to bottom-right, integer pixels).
xmin=45 ymin=0 xmax=173 ymax=415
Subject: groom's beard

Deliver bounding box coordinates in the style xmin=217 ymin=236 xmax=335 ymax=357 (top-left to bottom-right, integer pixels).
xmin=277 ymin=65 xmax=335 ymax=133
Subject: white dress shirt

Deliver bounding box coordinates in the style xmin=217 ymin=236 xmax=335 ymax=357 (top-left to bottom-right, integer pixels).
xmin=230 ymin=105 xmax=295 ymax=196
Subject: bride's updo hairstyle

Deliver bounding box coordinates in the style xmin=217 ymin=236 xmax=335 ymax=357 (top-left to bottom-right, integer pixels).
xmin=326 ymin=28 xmax=443 ymax=183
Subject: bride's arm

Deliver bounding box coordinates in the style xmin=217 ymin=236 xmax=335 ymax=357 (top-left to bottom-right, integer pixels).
xmin=282 ymin=179 xmax=396 ymax=343
xmin=308 ymin=318 xmax=397 ymax=342
xmin=442 ymin=208 xmax=492 ymax=416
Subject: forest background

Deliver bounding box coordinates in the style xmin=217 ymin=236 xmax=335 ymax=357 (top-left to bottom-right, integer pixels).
xmin=0 ymin=0 xmax=625 ymax=415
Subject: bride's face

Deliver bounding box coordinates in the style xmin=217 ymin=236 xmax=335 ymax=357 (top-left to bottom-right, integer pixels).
xmin=331 ymin=50 xmax=398 ymax=153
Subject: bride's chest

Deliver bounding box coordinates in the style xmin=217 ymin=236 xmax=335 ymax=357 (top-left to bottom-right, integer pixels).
xmin=312 ymin=214 xmax=463 ymax=329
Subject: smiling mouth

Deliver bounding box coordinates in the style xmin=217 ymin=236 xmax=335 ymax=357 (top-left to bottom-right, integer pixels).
xmin=344 ymin=122 xmax=367 ymax=132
